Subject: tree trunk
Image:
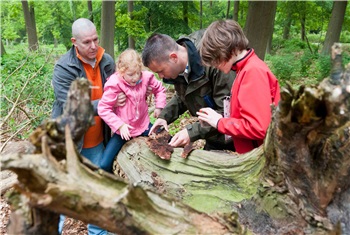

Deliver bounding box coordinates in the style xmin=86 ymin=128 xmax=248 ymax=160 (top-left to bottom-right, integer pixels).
xmin=1 ymin=45 xmax=350 ymax=234
xmin=300 ymin=11 xmax=306 ymax=41
xmin=21 ymin=0 xmax=38 ymax=51
xmin=87 ymin=0 xmax=93 ymax=23
xmin=101 ymin=0 xmax=115 ymax=59
xmin=199 ymin=0 xmax=203 ymax=29
xmin=265 ymin=5 xmax=277 ymax=55
xmin=244 ymin=1 xmax=277 ymax=60
xmin=70 ymin=0 xmax=77 ymax=21
xmin=182 ymin=1 xmax=189 ymax=31
xmin=226 ymin=0 xmax=231 ymax=19
xmin=321 ymin=1 xmax=348 ymax=55
xmin=296 ymin=1 xmax=310 ymax=42
xmin=233 ymin=0 xmax=239 ymax=21
xmin=1 ymin=40 xmax=6 ymax=55
xmin=128 ymin=0 xmax=135 ymax=49
xmin=283 ymin=15 xmax=292 ymax=40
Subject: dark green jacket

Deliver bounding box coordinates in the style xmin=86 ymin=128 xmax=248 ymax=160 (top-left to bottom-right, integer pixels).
xmin=159 ymin=37 xmax=235 ymax=147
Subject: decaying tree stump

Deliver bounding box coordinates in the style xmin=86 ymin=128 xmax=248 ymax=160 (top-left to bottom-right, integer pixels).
xmin=1 ymin=44 xmax=350 ymax=234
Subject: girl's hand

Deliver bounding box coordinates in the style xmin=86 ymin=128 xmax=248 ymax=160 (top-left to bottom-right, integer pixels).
xmin=119 ymin=124 xmax=134 ymax=140
xmin=196 ymin=108 xmax=223 ymax=129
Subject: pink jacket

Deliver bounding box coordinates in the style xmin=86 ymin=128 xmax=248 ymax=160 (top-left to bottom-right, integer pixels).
xmin=98 ymin=70 xmax=166 ymax=136
xmin=217 ymin=49 xmax=280 ymax=153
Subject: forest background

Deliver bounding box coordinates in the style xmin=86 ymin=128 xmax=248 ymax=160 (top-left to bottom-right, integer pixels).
xmin=1 ymin=0 xmax=350 ymax=146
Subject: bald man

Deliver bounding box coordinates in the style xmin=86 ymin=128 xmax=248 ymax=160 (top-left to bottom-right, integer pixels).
xmin=52 ymin=18 xmax=115 ymax=164
xmin=51 ymin=18 xmax=115 ymax=235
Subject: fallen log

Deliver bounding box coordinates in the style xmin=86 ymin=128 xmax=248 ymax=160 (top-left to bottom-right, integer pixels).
xmin=1 ymin=44 xmax=349 ymax=234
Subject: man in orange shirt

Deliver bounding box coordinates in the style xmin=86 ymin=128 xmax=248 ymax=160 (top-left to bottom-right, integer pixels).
xmin=52 ymin=18 xmax=115 ymax=164
xmin=51 ymin=18 xmax=115 ymax=235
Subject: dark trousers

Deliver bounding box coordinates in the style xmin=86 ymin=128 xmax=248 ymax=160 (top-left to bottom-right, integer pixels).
xmin=99 ymin=123 xmax=152 ymax=173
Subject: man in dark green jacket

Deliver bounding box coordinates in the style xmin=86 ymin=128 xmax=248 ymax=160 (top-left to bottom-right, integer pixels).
xmin=144 ymin=33 xmax=235 ymax=151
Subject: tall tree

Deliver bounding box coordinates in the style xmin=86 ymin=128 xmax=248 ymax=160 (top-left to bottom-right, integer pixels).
xmin=128 ymin=0 xmax=135 ymax=49
xmin=199 ymin=0 xmax=203 ymax=29
xmin=266 ymin=3 xmax=277 ymax=55
xmin=280 ymin=1 xmax=295 ymax=40
xmin=300 ymin=2 xmax=306 ymax=41
xmin=69 ymin=0 xmax=77 ymax=21
xmin=321 ymin=1 xmax=348 ymax=55
xmin=1 ymin=40 xmax=6 ymax=55
xmin=244 ymin=1 xmax=277 ymax=60
xmin=226 ymin=0 xmax=231 ymax=19
xmin=101 ymin=0 xmax=115 ymax=59
xmin=283 ymin=14 xmax=292 ymax=40
xmin=21 ymin=0 xmax=38 ymax=51
xmin=87 ymin=0 xmax=93 ymax=22
xmin=233 ymin=0 xmax=239 ymax=21
xmin=182 ymin=1 xmax=189 ymax=28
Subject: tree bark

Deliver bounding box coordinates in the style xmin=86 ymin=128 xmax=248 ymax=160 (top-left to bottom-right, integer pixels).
xmin=21 ymin=0 xmax=39 ymax=51
xmin=182 ymin=1 xmax=189 ymax=31
xmin=101 ymin=0 xmax=115 ymax=59
xmin=321 ymin=1 xmax=348 ymax=55
xmin=233 ymin=0 xmax=239 ymax=22
xmin=283 ymin=15 xmax=292 ymax=40
xmin=226 ymin=0 xmax=231 ymax=19
xmin=3 ymin=134 xmax=244 ymax=234
xmin=244 ymin=1 xmax=277 ymax=60
xmin=128 ymin=0 xmax=135 ymax=49
xmin=87 ymin=0 xmax=93 ymax=23
xmin=1 ymin=45 xmax=350 ymax=234
xmin=300 ymin=8 xmax=306 ymax=41
xmin=199 ymin=0 xmax=203 ymax=29
xmin=265 ymin=5 xmax=277 ymax=55
xmin=1 ymin=40 xmax=6 ymax=55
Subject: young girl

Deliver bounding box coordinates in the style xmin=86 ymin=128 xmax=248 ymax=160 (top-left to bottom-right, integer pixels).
xmin=98 ymin=49 xmax=166 ymax=173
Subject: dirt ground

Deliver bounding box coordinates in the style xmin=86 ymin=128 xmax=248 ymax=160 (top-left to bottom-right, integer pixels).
xmin=0 ymin=194 xmax=88 ymax=235
xmin=0 ymin=197 xmax=11 ymax=235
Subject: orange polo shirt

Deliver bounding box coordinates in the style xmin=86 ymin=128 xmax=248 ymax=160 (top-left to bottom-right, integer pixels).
xmin=76 ymin=47 xmax=104 ymax=148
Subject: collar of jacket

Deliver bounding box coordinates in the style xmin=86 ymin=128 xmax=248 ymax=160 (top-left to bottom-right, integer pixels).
xmin=66 ymin=46 xmax=85 ymax=71
xmin=163 ymin=38 xmax=205 ymax=85
xmin=231 ymin=48 xmax=253 ymax=71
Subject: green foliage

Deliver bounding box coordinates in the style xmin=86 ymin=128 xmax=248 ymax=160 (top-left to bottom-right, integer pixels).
xmin=300 ymin=50 xmax=318 ymax=77
xmin=316 ymin=50 xmax=350 ymax=80
xmin=340 ymin=31 xmax=350 ymax=43
xmin=114 ymin=2 xmax=151 ymax=51
xmin=266 ymin=54 xmax=296 ymax=87
xmin=168 ymin=111 xmax=191 ymax=136
xmin=138 ymin=1 xmax=192 ymax=37
xmin=266 ymin=39 xmax=350 ymax=89
xmin=280 ymin=38 xmax=308 ymax=53
xmin=317 ymin=54 xmax=332 ymax=80
xmin=0 ymin=44 xmax=65 ymax=140
xmin=1 ymin=1 xmax=25 ymax=43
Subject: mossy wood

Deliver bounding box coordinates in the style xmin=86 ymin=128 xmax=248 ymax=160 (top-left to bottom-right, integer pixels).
xmin=1 ymin=44 xmax=349 ymax=234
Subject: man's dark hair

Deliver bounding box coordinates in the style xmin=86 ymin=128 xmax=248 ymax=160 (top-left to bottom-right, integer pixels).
xmin=142 ymin=33 xmax=178 ymax=67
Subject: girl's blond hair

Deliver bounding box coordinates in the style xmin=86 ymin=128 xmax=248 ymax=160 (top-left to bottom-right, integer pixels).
xmin=117 ymin=49 xmax=143 ymax=74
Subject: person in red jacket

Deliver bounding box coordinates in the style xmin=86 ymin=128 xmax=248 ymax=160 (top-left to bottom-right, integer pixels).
xmin=197 ymin=19 xmax=280 ymax=154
